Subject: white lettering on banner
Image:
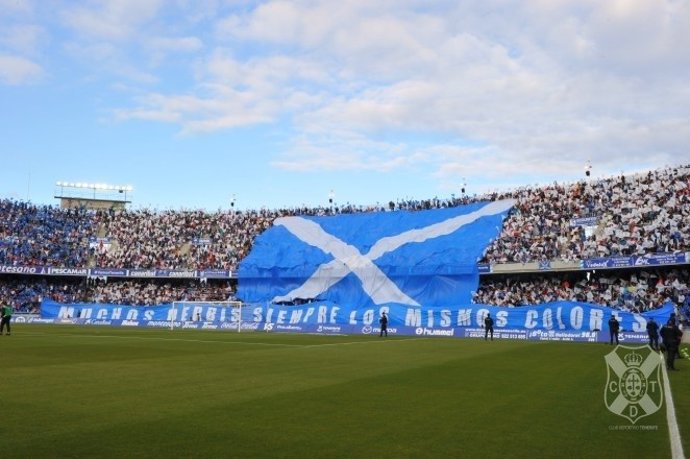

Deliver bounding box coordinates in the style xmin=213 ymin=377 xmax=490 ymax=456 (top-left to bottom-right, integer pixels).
xmin=41 ymin=303 xmax=661 ymax=334
xmin=290 ymin=309 xmax=303 ymax=324
xmin=0 ymin=266 xmax=39 ymax=274
xmin=543 ymin=308 xmax=553 ymax=329
xmin=457 ymin=309 xmax=471 ymax=326
xmin=50 ymin=268 xmax=88 ymax=275
xmin=525 ymin=310 xmax=538 ymax=328
xmin=496 ymin=310 xmax=508 ymax=327
xmin=58 ymin=306 xmax=75 ymax=318
xmin=87 ymin=320 xmax=112 ymax=326
xmin=363 ymin=309 xmax=375 ymax=325
xmin=168 ymin=271 xmax=196 ymax=278
xmin=427 ymin=309 xmax=436 ymax=328
xmin=632 ymin=315 xmax=646 ymax=332
xmin=556 ymin=307 xmax=566 ymax=329
xmin=590 ymin=309 xmax=603 ymax=331
xmin=571 ymin=307 xmax=583 ymax=330
xmin=405 ymin=308 xmax=421 ymax=327
xmin=415 ymin=328 xmax=455 ymax=337
xmin=476 ymin=308 xmax=489 ymax=327
xmin=330 ymin=306 xmax=339 ymax=324
xmin=122 ymin=320 xmax=139 ymax=327
xmin=440 ymin=310 xmax=451 ymax=327
xmin=349 ymin=311 xmax=357 ymax=324
xmin=277 ymin=310 xmax=287 ymax=324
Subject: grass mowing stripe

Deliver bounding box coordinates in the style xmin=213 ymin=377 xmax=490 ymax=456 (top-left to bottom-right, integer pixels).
xmin=301 ymin=337 xmax=431 ymax=348
xmin=17 ymin=329 xmax=433 ymax=348
xmin=17 ymin=330 xmax=305 ymax=347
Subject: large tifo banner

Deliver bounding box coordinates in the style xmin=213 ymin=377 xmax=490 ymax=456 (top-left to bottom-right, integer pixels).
xmin=237 ymin=200 xmax=514 ymax=308
xmin=39 ymin=299 xmax=675 ymax=343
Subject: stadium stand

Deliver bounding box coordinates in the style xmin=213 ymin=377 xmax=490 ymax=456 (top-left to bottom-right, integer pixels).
xmin=0 ymin=164 xmax=689 ymax=317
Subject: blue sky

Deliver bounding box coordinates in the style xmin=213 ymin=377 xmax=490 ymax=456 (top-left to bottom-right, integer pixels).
xmin=2 ymin=0 xmax=690 ymax=211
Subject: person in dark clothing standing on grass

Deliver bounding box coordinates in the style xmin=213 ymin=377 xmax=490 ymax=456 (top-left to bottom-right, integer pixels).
xmin=608 ymin=315 xmax=620 ymax=345
xmin=660 ymin=319 xmax=682 ymax=370
xmin=379 ymin=312 xmax=388 ymax=337
xmin=646 ymin=317 xmax=659 ymax=351
xmin=0 ymin=298 xmax=12 ymax=335
xmin=484 ymin=313 xmax=494 ymax=341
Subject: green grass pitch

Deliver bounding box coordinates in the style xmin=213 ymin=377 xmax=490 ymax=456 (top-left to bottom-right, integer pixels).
xmin=1 ymin=325 xmax=687 ymax=458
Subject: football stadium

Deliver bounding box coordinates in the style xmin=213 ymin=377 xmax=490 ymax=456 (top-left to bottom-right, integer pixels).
xmin=3 ymin=2 xmax=690 ymax=458
xmin=1 ymin=165 xmax=689 ymax=458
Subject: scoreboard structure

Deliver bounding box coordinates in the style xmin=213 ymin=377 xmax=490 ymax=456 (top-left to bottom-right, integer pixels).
xmin=54 ymin=181 xmax=133 ymax=210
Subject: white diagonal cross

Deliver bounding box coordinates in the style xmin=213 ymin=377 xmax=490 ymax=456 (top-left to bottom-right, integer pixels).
xmin=272 ymin=200 xmax=514 ymax=305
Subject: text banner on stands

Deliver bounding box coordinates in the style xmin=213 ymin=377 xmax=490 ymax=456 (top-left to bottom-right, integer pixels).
xmin=0 ymin=266 xmax=232 ymax=279
xmin=40 ymin=299 xmax=673 ymax=343
xmin=580 ymin=253 xmax=688 ymax=269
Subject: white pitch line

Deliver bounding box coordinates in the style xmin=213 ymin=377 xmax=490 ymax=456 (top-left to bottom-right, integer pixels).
xmin=660 ymin=353 xmax=685 ymax=459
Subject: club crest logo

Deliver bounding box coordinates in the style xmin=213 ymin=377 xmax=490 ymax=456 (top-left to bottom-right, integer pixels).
xmin=604 ymin=345 xmax=663 ymax=424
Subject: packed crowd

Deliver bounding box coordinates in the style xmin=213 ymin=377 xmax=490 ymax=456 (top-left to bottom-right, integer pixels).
xmin=93 ymin=209 xmax=275 ymax=270
xmin=480 ymin=166 xmax=690 ymax=263
xmin=0 ymin=200 xmax=93 ymax=267
xmin=0 ymin=277 xmax=235 ymax=309
xmin=1 ymin=164 xmax=688 ymax=272
xmin=472 ymin=267 xmax=690 ymax=313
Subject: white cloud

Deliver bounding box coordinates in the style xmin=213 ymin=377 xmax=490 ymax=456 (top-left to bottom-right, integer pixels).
xmin=107 ymin=0 xmax=690 ymax=184
xmin=0 ymin=0 xmax=33 ymax=16
xmin=0 ymin=24 xmax=44 ymax=54
xmin=148 ymin=36 xmax=203 ymax=54
xmin=61 ymin=0 xmax=164 ymax=41
xmin=0 ymin=53 xmax=43 ymax=84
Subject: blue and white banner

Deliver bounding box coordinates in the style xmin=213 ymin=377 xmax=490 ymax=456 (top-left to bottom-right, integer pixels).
xmin=237 ymin=200 xmax=514 ymax=308
xmin=581 ymin=252 xmax=687 ymax=269
xmin=39 ymin=299 xmax=674 ymax=343
xmin=570 ymin=216 xmax=598 ymax=227
xmin=0 ymin=265 xmax=232 ymax=279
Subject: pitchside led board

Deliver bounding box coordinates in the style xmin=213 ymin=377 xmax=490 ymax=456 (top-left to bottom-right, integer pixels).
xmin=36 ymin=201 xmax=678 ymax=341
